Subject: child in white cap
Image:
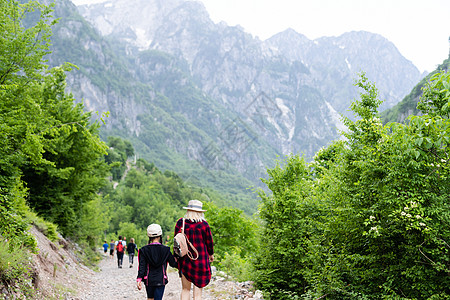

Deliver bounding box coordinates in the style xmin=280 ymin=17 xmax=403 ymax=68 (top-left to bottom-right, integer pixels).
xmin=137 ymin=224 xmax=177 ymax=300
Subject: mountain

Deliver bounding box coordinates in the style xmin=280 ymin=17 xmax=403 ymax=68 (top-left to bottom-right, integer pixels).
xmin=266 ymin=29 xmax=422 ymax=112
xmin=40 ymin=0 xmax=423 ymax=212
xmin=77 ymin=0 xmax=422 ymax=114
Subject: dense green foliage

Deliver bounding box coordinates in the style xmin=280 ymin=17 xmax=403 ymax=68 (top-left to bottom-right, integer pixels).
xmin=0 ymin=0 xmax=109 ymax=293
xmin=255 ymin=73 xmax=450 ymax=299
xmin=204 ymin=201 xmax=259 ymax=280
xmin=20 ymin=66 xmax=109 ymax=240
xmin=0 ymin=0 xmax=53 ymax=249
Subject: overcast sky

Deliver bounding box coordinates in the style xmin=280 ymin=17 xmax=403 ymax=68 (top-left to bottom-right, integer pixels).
xmin=72 ymin=0 xmax=450 ymax=73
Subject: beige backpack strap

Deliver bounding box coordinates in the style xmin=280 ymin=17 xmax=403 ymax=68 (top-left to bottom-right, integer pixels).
xmin=182 ymin=218 xmax=199 ymax=260
xmin=186 ymin=238 xmax=199 ymax=260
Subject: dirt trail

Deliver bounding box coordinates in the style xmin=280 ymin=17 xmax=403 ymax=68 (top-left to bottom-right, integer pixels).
xmin=26 ymin=226 xmax=261 ymax=299
xmin=82 ymin=253 xmax=181 ymax=299
xmin=81 ymin=253 xmax=260 ymax=300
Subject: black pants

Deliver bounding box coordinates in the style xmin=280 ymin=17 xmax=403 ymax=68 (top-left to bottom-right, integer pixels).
xmin=117 ymin=251 xmax=124 ymax=267
xmin=145 ymin=285 xmax=165 ymax=300
xmin=129 ymin=253 xmax=135 ymax=265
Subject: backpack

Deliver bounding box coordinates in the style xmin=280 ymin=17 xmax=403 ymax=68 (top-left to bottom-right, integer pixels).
xmin=173 ymin=218 xmax=198 ymax=260
xmin=116 ymin=241 xmax=124 ymax=253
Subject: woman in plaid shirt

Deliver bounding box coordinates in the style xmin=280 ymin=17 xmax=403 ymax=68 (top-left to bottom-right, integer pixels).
xmin=174 ymin=200 xmax=214 ymax=300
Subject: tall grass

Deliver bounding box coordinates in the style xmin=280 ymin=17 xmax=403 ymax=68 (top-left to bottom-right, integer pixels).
xmin=0 ymin=239 xmax=34 ymax=298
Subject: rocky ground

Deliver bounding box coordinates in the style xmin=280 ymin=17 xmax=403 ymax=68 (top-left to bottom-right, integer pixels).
xmin=13 ymin=227 xmax=263 ymax=299
xmin=81 ymin=253 xmax=263 ymax=299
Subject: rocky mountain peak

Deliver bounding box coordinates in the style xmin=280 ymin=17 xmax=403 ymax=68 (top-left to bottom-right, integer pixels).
xmin=77 ymin=0 xmax=212 ymax=52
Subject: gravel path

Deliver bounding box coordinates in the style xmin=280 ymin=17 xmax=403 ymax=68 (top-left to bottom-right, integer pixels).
xmin=82 ymin=253 xmax=181 ymax=299
xmin=80 ymin=253 xmax=258 ymax=300
xmin=30 ymin=226 xmax=260 ymax=299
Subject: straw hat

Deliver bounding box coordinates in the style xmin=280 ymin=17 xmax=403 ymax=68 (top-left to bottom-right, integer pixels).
xmin=183 ymin=199 xmax=206 ymax=212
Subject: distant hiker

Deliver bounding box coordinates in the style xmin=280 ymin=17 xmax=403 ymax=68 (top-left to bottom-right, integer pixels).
xmin=174 ymin=200 xmax=214 ymax=300
xmin=127 ymin=237 xmax=138 ymax=268
xmin=165 ymin=235 xmax=170 ymax=245
xmin=137 ymin=224 xmax=177 ymax=300
xmin=123 ymin=236 xmax=127 ymax=250
xmin=109 ymin=239 xmax=115 ymax=259
xmin=116 ymin=236 xmax=126 ymax=268
xmin=102 ymin=241 xmax=109 ymax=255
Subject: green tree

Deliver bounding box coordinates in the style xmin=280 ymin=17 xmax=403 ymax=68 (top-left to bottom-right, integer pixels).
xmin=204 ymin=201 xmax=258 ymax=260
xmin=255 ymin=73 xmax=450 ymax=299
xmin=0 ymin=0 xmax=56 ymax=247
xmin=255 ymin=155 xmax=328 ymax=299
xmin=0 ymin=0 xmax=55 ymax=86
xmin=1 ymin=0 xmax=109 ymax=243
xmin=21 ymin=66 xmax=109 ymax=238
xmin=417 ymin=71 xmax=450 ymax=118
xmin=0 ymin=1 xmax=110 ymax=294
xmin=324 ymin=73 xmax=450 ymax=298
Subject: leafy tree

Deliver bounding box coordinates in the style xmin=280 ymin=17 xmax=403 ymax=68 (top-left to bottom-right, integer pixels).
xmin=417 ymin=71 xmax=450 ymax=118
xmin=255 ymin=155 xmax=326 ymax=299
xmin=117 ymin=222 xmax=146 ymax=248
xmin=107 ymin=136 xmax=135 ymax=158
xmin=0 ymin=0 xmax=55 ymax=86
xmin=325 ymin=73 xmax=450 ymax=298
xmin=0 ymin=0 xmax=56 ymax=248
xmin=0 ymin=1 xmax=111 ymax=294
xmin=20 ymin=66 xmax=109 ymax=238
xmin=1 ymin=0 xmax=109 ymax=244
xmin=204 ymin=201 xmax=258 ymax=260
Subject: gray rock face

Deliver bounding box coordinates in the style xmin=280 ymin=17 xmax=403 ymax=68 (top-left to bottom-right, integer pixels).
xmin=267 ymin=29 xmax=421 ymax=112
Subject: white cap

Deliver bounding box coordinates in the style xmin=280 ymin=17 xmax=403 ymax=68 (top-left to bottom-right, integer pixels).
xmin=147 ymin=224 xmax=162 ymax=237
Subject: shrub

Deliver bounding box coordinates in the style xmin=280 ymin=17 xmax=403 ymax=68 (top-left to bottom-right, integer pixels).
xmin=25 ymin=211 xmax=59 ymax=242
xmin=220 ymin=248 xmax=253 ymax=282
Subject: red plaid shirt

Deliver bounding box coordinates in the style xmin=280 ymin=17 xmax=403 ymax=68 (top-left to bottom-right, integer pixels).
xmin=174 ymin=218 xmax=214 ymax=288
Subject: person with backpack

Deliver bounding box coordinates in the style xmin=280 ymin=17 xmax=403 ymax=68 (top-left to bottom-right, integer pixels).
xmin=123 ymin=236 xmax=127 ymax=250
xmin=127 ymin=237 xmax=138 ymax=268
xmin=137 ymin=224 xmax=177 ymax=300
xmin=174 ymin=200 xmax=214 ymax=300
xmin=115 ymin=236 xmax=126 ymax=268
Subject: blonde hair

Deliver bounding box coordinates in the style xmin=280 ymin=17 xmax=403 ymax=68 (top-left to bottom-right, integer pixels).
xmin=184 ymin=210 xmax=206 ymax=222
xmin=130 ymin=238 xmax=135 ymax=243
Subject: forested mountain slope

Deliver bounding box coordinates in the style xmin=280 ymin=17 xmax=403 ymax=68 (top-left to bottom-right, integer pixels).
xmin=382 ymin=56 xmax=450 ymax=123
